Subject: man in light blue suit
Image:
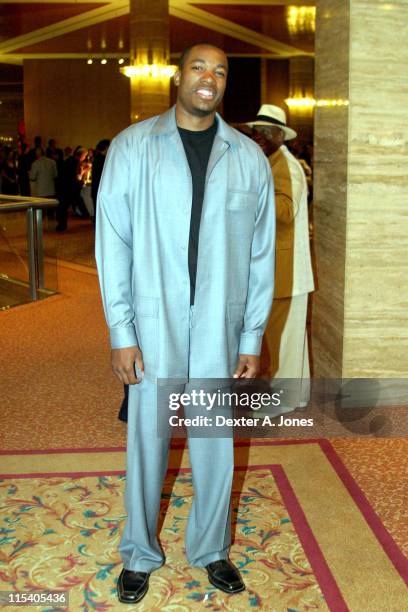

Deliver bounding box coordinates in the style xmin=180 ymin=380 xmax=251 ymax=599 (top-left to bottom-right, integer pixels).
xmin=96 ymin=43 xmax=275 ymax=604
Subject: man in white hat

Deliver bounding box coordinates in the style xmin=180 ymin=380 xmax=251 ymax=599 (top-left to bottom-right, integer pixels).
xmin=246 ymin=104 xmax=314 ymax=413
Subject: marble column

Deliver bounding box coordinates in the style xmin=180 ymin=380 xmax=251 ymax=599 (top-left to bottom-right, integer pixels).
xmin=129 ymin=0 xmax=171 ymax=122
xmin=288 ymin=56 xmax=315 ymax=142
xmin=313 ymin=0 xmax=408 ymax=381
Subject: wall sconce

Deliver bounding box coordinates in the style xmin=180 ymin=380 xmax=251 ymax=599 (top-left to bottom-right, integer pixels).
xmin=285 ymin=97 xmax=350 ymax=108
xmin=285 ymin=96 xmax=316 ymax=108
xmin=316 ymin=99 xmax=349 ymax=107
xmin=120 ymin=64 xmax=178 ymax=78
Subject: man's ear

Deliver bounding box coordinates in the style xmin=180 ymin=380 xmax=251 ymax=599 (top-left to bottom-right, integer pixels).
xmin=173 ymin=70 xmax=180 ymax=86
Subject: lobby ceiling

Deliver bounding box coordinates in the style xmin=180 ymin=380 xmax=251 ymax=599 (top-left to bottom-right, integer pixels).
xmin=0 ymin=0 xmax=315 ymax=64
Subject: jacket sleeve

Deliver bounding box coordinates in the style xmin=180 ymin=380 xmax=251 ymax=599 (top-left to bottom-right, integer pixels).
xmin=95 ymin=139 xmax=138 ymax=349
xmin=274 ymin=160 xmax=297 ymax=224
xmin=239 ymin=151 xmax=276 ymax=355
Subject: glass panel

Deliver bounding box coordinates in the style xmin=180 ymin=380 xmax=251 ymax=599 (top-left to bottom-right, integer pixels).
xmin=0 ymin=204 xmax=58 ymax=310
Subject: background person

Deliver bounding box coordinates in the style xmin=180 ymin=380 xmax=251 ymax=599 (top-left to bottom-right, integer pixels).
xmin=56 ymin=146 xmax=89 ymax=231
xmin=1 ymin=149 xmax=18 ymax=195
xmin=30 ymin=147 xmax=58 ymax=218
xmin=91 ymin=139 xmax=110 ymax=222
xmin=247 ymin=104 xmax=314 ymax=414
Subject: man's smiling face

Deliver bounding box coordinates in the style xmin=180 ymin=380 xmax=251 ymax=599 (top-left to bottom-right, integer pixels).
xmin=174 ymin=44 xmax=228 ymax=118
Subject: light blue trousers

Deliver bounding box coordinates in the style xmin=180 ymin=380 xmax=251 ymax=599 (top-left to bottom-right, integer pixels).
xmin=119 ymin=377 xmax=234 ymax=572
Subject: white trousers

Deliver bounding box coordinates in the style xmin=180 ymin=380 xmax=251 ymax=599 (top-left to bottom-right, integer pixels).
xmin=262 ymin=293 xmax=310 ymax=407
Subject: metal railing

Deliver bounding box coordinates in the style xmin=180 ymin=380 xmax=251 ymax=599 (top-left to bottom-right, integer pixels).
xmin=0 ymin=195 xmax=58 ymax=300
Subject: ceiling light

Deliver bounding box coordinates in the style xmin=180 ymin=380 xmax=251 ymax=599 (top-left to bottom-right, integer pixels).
xmin=101 ymin=59 xmax=107 ymax=65
xmin=87 ymin=59 xmax=93 ymax=65
xmin=120 ymin=63 xmax=177 ymax=79
xmin=118 ymin=58 xmax=125 ymax=65
xmin=286 ymin=6 xmax=316 ymax=36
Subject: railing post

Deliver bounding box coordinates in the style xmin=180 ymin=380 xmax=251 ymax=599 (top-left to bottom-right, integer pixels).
xmin=35 ymin=208 xmax=44 ymax=289
xmin=26 ymin=206 xmax=38 ymax=300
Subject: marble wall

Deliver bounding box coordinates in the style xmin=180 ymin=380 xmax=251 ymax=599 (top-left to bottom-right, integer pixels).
xmin=313 ymin=0 xmax=350 ymax=378
xmin=313 ymin=0 xmax=408 ymax=379
xmin=345 ymin=0 xmax=408 ymax=377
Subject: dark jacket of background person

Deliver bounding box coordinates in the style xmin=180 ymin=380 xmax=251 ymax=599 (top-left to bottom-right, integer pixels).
xmin=18 ymin=144 xmax=31 ymax=196
xmin=27 ymin=136 xmax=43 ymax=170
xmin=61 ymin=148 xmax=88 ymax=214
xmin=56 ymin=148 xmax=89 ymax=230
xmin=46 ymin=140 xmax=64 ymax=197
xmin=91 ymin=139 xmax=110 ymax=211
xmin=1 ymin=152 xmax=18 ymax=195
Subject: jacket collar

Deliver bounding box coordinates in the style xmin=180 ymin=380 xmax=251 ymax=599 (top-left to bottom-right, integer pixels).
xmin=269 ymin=144 xmax=286 ymax=166
xmin=151 ymin=105 xmax=241 ymax=147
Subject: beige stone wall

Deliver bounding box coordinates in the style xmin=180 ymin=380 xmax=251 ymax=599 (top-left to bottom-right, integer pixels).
xmin=344 ymin=0 xmax=408 ymax=377
xmin=24 ymin=60 xmax=131 ymax=149
xmin=313 ymin=0 xmax=350 ymax=378
xmin=313 ymin=0 xmax=408 ymax=379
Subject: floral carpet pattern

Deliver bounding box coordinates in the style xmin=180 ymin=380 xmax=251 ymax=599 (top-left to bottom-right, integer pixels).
xmin=0 ymin=470 xmax=328 ymax=611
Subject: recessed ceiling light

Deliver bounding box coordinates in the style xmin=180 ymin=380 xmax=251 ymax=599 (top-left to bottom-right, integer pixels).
xmin=87 ymin=59 xmax=93 ymax=65
xmin=101 ymin=59 xmax=107 ymax=65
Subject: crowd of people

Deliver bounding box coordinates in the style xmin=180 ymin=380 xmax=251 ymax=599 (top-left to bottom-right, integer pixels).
xmin=0 ymin=136 xmax=110 ymax=232
xmin=0 ymin=133 xmax=313 ymax=231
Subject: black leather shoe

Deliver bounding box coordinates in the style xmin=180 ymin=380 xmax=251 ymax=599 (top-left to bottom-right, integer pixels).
xmin=206 ymin=560 xmax=245 ymax=594
xmin=117 ymin=568 xmax=149 ymax=604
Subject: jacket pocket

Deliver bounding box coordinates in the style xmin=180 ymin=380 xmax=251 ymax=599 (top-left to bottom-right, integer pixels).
xmin=227 ymin=189 xmax=258 ymax=211
xmin=134 ymin=295 xmax=159 ymax=368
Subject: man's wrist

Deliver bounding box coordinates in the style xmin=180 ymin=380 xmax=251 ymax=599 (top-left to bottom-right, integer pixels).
xmin=109 ymin=325 xmax=138 ymax=349
xmin=238 ymin=333 xmax=262 ymax=356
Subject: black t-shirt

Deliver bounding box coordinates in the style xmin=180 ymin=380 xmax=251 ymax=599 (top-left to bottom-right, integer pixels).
xmin=178 ymin=120 xmax=217 ymax=304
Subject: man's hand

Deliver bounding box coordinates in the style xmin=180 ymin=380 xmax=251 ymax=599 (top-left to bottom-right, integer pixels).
xmin=233 ymin=354 xmax=260 ymax=379
xmin=111 ymin=346 xmax=144 ymax=385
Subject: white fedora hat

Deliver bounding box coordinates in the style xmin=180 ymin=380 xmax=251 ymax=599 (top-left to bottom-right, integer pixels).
xmin=246 ymin=104 xmax=297 ymax=141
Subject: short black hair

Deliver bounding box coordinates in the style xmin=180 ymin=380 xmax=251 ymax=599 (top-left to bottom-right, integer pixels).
xmin=178 ymin=42 xmax=227 ymax=69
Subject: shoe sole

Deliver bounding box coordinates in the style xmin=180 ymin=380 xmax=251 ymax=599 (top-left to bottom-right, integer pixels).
xmin=207 ymin=574 xmax=246 ymax=595
xmin=117 ymin=589 xmax=148 ymax=605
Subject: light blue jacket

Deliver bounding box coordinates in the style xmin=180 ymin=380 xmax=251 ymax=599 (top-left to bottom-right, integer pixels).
xmin=95 ymin=106 xmax=275 ymax=382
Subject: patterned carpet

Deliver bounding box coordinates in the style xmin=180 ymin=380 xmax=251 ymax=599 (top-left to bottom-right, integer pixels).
xmin=1 ymin=441 xmax=407 ymax=611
